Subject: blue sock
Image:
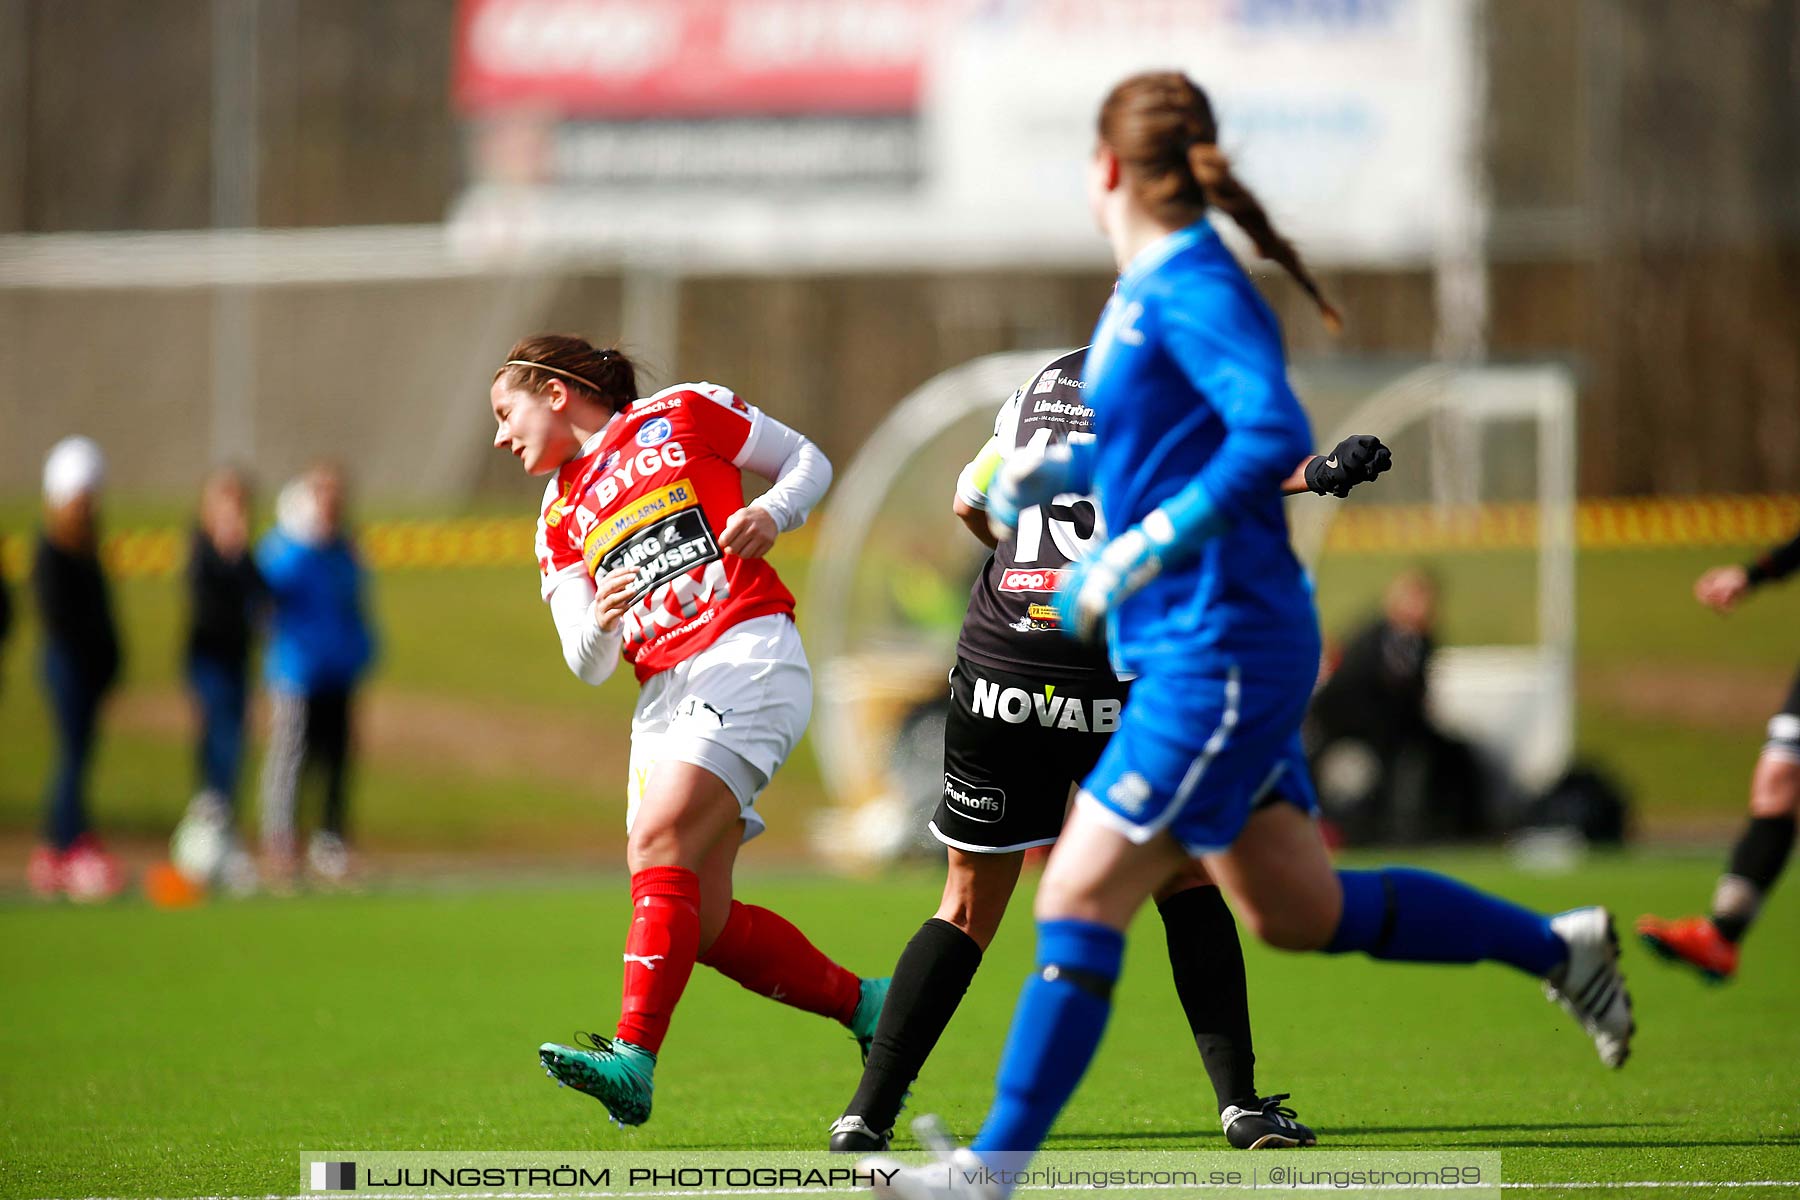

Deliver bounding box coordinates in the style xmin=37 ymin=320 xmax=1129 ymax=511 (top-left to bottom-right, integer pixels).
xmin=970 ymin=918 xmax=1125 ymax=1160
xmin=1325 ymin=868 xmax=1566 ymax=977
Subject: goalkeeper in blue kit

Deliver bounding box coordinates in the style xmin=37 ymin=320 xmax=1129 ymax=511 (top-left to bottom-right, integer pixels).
xmin=829 ymin=343 xmax=1389 ymax=1156
xmin=868 ymin=71 xmax=1634 ymax=1200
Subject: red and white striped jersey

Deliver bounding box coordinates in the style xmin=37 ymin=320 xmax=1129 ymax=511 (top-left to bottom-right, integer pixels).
xmin=536 ymin=382 xmax=797 ymax=681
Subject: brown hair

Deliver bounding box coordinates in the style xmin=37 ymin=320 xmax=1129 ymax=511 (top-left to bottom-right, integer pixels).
xmin=1098 ymin=72 xmax=1342 ymax=333
xmin=201 ymin=463 xmax=253 ymax=499
xmin=494 ymin=334 xmax=637 ymax=412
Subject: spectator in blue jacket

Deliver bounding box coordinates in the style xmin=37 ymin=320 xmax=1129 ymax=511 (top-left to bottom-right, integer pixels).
xmin=257 ymin=462 xmax=375 ymax=885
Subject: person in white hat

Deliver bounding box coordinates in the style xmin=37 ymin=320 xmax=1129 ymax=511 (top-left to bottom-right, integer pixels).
xmin=29 ymin=436 xmax=125 ymax=901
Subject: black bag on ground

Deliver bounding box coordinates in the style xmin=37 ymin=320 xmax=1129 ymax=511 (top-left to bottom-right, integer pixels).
xmin=1521 ymin=764 xmax=1632 ymax=845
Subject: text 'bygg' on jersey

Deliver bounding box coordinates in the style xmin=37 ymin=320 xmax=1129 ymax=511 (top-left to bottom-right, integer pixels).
xmin=536 ymin=383 xmax=796 ymax=682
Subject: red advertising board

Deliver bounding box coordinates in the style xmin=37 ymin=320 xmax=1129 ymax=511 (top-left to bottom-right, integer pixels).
xmin=455 ymin=0 xmax=942 ymax=117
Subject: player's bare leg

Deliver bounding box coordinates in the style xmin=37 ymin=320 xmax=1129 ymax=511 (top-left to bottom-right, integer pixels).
xmin=936 ymin=848 xmax=1028 ymax=949
xmin=1033 ymin=806 xmax=1189 ymax=927
xmin=1198 ymin=805 xmax=1342 ymax=952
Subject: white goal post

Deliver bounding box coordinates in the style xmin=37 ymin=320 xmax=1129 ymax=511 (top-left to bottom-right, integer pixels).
xmin=1290 ymin=363 xmax=1579 ymax=793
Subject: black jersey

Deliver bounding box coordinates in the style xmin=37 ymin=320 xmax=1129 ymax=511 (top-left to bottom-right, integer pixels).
xmin=953 ymin=348 xmax=1117 ymax=681
xmin=1747 ymin=525 xmax=1800 ymax=589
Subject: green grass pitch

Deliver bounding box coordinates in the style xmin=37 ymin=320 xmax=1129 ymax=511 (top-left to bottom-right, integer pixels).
xmin=1 ymin=543 xmax=1793 ymax=850
xmin=2 ymin=525 xmax=1795 ymax=1198
xmin=2 ymin=853 xmax=1796 ymax=1199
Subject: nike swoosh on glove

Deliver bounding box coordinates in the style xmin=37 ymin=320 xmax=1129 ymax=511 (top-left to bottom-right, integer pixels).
xmin=1053 ymin=512 xmax=1175 ymax=642
xmin=1304 ymin=434 xmax=1393 ymax=498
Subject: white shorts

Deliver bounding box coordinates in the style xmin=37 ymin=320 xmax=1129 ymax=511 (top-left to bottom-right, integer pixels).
xmin=626 ymin=613 xmax=812 ymax=843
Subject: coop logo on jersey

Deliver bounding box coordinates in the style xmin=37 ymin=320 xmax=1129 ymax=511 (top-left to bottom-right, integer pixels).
xmin=636 ymin=417 xmax=674 ymax=446
xmin=998 ymin=568 xmax=1071 ymax=594
xmin=944 ymin=773 xmax=1005 ymax=823
xmin=969 ymin=676 xmax=1121 ymax=733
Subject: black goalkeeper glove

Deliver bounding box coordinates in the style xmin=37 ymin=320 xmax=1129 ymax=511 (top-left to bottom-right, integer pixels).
xmin=1304 ymin=434 xmax=1393 ymax=498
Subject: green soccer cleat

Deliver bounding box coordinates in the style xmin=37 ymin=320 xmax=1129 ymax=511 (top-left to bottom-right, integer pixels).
xmin=539 ymin=1033 xmax=656 ymax=1127
xmin=850 ymin=976 xmax=891 ymax=1065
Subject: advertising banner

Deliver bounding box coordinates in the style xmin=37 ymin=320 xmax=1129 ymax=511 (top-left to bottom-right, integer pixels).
xmin=453 ymin=0 xmax=1478 ymax=266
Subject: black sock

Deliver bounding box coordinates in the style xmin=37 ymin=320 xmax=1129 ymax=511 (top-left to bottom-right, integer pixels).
xmin=1713 ymin=814 xmax=1796 ymax=942
xmin=844 ymin=918 xmax=983 ymax=1132
xmin=1158 ymin=885 xmax=1256 ymax=1113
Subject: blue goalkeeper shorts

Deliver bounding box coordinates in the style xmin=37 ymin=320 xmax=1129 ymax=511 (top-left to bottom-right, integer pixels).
xmin=1075 ymin=662 xmax=1318 ymax=855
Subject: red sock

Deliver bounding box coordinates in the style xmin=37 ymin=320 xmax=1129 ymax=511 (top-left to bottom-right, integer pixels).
xmin=698 ymin=900 xmax=861 ymax=1025
xmin=614 ymin=866 xmax=701 ymax=1054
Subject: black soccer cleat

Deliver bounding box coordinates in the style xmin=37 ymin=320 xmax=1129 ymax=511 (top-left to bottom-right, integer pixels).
xmin=1222 ymin=1094 xmax=1317 ymax=1149
xmin=828 ymin=1114 xmax=892 ymax=1153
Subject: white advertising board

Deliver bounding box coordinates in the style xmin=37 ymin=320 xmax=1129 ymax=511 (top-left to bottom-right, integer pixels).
xmin=925 ymin=0 xmax=1479 ymax=266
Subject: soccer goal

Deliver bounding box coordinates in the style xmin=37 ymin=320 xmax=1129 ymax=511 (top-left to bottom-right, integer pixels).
xmin=805 ymin=352 xmax=1577 ymax=868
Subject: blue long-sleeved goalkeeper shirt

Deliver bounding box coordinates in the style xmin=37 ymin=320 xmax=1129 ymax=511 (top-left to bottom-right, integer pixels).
xmin=1084 ymin=219 xmax=1320 ymax=679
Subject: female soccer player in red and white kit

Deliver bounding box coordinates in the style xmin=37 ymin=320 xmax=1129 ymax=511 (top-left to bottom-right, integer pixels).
xmin=490 ymin=334 xmax=886 ymax=1128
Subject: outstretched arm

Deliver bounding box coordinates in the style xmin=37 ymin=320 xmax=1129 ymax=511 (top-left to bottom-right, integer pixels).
xmin=1697 ymin=524 xmax=1800 ymax=613
xmin=1747 ymin=526 xmax=1800 ymax=589
xmin=1287 ymin=434 xmax=1393 ymax=497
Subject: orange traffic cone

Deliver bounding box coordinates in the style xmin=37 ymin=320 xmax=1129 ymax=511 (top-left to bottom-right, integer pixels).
xmin=144 ymin=861 xmax=207 ymax=909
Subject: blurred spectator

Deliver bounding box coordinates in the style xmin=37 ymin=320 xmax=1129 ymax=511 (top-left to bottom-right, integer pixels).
xmin=29 ymin=437 xmax=125 ymax=901
xmin=257 ymin=463 xmax=376 ymax=886
xmin=170 ymin=467 xmax=265 ymax=892
xmin=1305 ymin=568 xmax=1486 ymax=844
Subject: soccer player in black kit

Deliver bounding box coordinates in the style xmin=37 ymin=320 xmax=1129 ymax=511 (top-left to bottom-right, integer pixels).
xmin=1639 ymin=524 xmax=1800 ymax=981
xmin=829 ymin=348 xmax=1391 ymax=1153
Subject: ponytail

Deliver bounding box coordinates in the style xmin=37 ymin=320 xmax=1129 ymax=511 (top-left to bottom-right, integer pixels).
xmin=1186 ymin=142 xmax=1343 ymax=334
xmin=1099 ymin=71 xmax=1342 ymax=334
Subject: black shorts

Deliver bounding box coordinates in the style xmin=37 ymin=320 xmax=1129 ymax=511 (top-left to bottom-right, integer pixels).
xmin=1766 ymin=663 xmax=1800 ymax=763
xmin=931 ymin=658 xmax=1131 ymax=854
